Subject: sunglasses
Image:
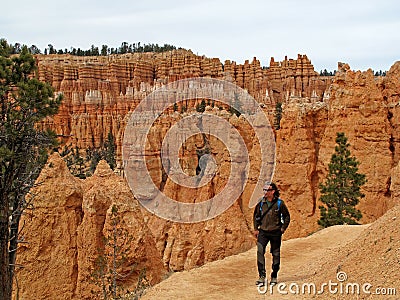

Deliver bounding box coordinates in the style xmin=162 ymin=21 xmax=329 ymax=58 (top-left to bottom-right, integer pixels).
xmin=263 ymin=188 xmax=274 ymax=192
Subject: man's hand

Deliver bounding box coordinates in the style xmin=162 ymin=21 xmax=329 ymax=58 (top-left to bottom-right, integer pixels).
xmin=253 ymin=230 xmax=259 ymax=238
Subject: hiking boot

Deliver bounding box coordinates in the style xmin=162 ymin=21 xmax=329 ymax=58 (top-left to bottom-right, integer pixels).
xmin=270 ymin=277 xmax=277 ymax=285
xmin=255 ymin=276 xmax=266 ymax=285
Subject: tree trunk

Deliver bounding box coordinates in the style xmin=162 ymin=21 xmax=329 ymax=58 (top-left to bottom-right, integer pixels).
xmin=9 ymin=205 xmax=22 ymax=294
xmin=0 ymin=210 xmax=11 ymax=300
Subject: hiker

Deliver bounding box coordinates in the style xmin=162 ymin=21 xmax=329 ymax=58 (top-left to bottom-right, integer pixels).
xmin=253 ymin=182 xmax=290 ymax=286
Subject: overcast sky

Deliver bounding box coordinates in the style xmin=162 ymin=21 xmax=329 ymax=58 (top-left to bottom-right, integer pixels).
xmin=2 ymin=0 xmax=399 ymax=72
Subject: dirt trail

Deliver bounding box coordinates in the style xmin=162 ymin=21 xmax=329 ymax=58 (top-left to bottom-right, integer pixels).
xmin=141 ymin=225 xmax=369 ymax=300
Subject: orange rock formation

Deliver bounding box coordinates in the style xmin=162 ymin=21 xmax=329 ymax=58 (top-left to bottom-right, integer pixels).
xmin=274 ymin=61 xmax=400 ymax=235
xmin=16 ymin=153 xmax=254 ymax=299
xmin=35 ymin=51 xmax=399 ymax=232
xmin=36 ymin=51 xmax=328 ymax=151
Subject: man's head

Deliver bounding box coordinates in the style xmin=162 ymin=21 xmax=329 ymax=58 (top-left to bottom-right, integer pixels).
xmin=263 ymin=182 xmax=280 ymax=199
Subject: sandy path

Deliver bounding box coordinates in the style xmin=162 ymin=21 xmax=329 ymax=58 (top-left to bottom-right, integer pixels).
xmin=141 ymin=225 xmax=369 ymax=300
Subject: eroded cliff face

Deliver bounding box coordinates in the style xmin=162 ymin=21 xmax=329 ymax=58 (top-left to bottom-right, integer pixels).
xmin=15 ymin=153 xmax=84 ymax=299
xmin=16 ymin=154 xmax=165 ymax=299
xmin=35 ymin=51 xmax=400 ymax=233
xmin=274 ymin=100 xmax=329 ymax=235
xmin=274 ymin=62 xmax=400 ymax=236
xmin=317 ymin=63 xmax=394 ymax=219
xmin=15 ymin=153 xmax=254 ymax=299
xmin=36 ymin=51 xmax=328 ymax=153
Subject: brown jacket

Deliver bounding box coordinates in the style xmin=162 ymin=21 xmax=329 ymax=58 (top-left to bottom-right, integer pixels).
xmin=253 ymin=197 xmax=290 ymax=234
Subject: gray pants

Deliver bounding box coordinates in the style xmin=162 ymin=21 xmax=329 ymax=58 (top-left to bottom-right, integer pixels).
xmin=256 ymin=229 xmax=281 ymax=278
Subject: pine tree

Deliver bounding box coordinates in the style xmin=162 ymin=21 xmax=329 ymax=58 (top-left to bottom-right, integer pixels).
xmin=0 ymin=39 xmax=62 ymax=299
xmin=274 ymin=102 xmax=283 ymax=130
xmin=318 ymin=132 xmax=367 ymax=228
xmin=228 ymin=92 xmax=242 ymax=117
xmin=90 ymin=205 xmax=135 ymax=300
xmin=104 ymin=132 xmax=116 ymax=170
xmin=196 ymin=99 xmax=206 ymax=113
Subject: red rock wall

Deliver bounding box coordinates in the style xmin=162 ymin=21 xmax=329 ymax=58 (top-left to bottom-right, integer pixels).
xmin=35 ymin=52 xmax=400 ymax=235
xmin=36 ymin=51 xmax=330 ymax=152
xmin=275 ymin=62 xmax=400 ymax=236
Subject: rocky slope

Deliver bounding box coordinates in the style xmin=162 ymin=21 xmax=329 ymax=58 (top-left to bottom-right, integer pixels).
xmin=15 ymin=153 xmax=254 ymax=299
xmin=307 ymin=203 xmax=400 ymax=298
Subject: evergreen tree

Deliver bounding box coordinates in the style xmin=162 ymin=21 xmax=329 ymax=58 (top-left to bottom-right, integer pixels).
xmin=47 ymin=44 xmax=56 ymax=54
xmin=0 ymin=39 xmax=62 ymax=299
xmin=28 ymin=45 xmax=41 ymax=55
xmin=90 ymin=205 xmax=135 ymax=300
xmin=104 ymin=132 xmax=116 ymax=170
xmin=88 ymin=148 xmax=102 ymax=174
xmin=72 ymin=146 xmax=85 ymax=179
xmin=196 ymin=99 xmax=206 ymax=113
xmin=101 ymin=45 xmax=108 ymax=56
xmin=85 ymin=132 xmax=116 ymax=175
xmin=318 ymin=132 xmax=367 ymax=228
xmin=229 ymin=92 xmax=242 ymax=117
xmin=274 ymin=102 xmax=283 ymax=130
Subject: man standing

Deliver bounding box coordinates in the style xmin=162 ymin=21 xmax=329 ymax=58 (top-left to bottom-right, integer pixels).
xmin=253 ymin=182 xmax=290 ymax=286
